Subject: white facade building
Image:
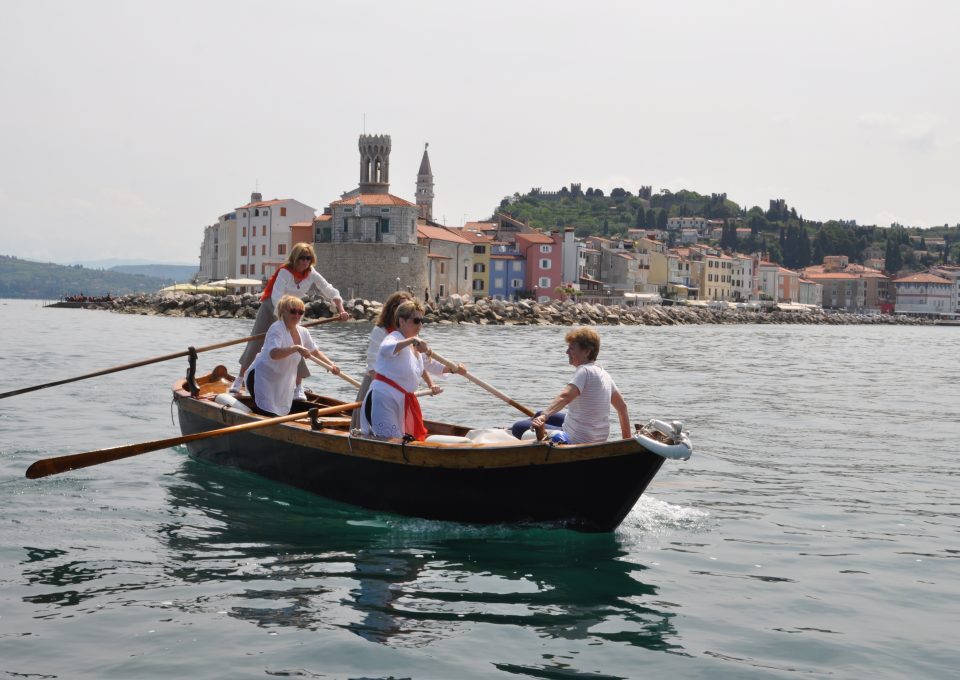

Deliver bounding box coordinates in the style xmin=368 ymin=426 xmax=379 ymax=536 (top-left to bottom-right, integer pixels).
xmin=235 ymin=193 xmax=316 ymax=280
xmin=893 ymin=272 xmax=953 ymax=316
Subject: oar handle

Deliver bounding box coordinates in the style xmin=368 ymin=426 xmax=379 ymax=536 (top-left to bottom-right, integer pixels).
xmin=307 ymin=355 xmax=362 ymax=389
xmin=25 ymin=400 xmax=360 ymax=480
xmin=0 ymin=316 xmax=342 ymax=400
xmin=427 ymin=350 xmax=535 ymax=417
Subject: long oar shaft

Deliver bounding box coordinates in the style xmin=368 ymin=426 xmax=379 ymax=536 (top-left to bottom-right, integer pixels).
xmin=1 ymin=315 xmax=341 ymax=400
xmin=307 ymin=355 xmax=363 ymax=389
xmin=25 ymin=400 xmax=361 ymax=480
xmin=427 ymin=350 xmax=534 ymax=416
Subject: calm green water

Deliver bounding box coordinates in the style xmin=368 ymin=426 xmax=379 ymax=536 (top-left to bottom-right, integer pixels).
xmin=1 ymin=299 xmax=958 ymax=679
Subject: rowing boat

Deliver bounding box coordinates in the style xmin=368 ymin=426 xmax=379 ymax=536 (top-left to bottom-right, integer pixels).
xmin=172 ymin=365 xmax=693 ymax=532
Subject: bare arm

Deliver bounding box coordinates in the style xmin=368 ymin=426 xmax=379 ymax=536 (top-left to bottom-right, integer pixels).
xmin=611 ymin=390 xmax=631 ymax=439
xmin=530 ymin=384 xmax=580 ymax=428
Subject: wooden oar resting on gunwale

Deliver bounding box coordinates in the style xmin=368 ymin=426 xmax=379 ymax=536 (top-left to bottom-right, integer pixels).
xmin=0 ymin=316 xmax=342 ymax=400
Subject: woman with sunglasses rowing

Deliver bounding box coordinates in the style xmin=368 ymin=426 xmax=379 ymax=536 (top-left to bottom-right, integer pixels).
xmin=246 ymin=295 xmax=341 ymax=417
xmin=232 ymin=243 xmax=349 ymax=398
xmin=360 ymin=299 xmax=465 ymax=440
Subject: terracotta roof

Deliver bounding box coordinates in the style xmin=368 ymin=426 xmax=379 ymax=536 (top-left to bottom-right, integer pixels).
xmin=417 ymin=224 xmax=474 ymax=244
xmin=427 ymin=252 xmax=452 ymax=259
xmin=314 ymin=214 xmax=332 ymax=222
xmin=289 ymin=221 xmax=312 ymax=227
xmin=452 ymin=229 xmax=494 ymax=244
xmin=515 ymin=232 xmax=555 ymax=245
xmin=330 ymin=193 xmax=415 ymax=207
xmin=893 ymin=273 xmax=952 ymax=284
xmin=235 ymin=198 xmax=291 ymax=209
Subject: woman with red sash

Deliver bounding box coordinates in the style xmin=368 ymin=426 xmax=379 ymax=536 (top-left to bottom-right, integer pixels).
xmin=232 ymin=243 xmax=348 ymax=397
xmin=349 ymin=290 xmax=412 ymax=431
xmin=360 ymin=300 xmax=464 ymax=440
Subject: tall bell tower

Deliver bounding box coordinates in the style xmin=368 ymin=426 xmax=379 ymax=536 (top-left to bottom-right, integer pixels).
xmin=416 ymin=143 xmax=434 ymax=220
xmin=358 ymin=134 xmax=391 ymax=195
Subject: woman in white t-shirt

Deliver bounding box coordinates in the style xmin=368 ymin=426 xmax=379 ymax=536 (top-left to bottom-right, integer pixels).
xmin=246 ymin=295 xmax=341 ymax=417
xmin=529 ymin=327 xmax=631 ymax=444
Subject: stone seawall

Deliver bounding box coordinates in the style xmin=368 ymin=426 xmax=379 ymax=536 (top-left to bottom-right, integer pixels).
xmin=73 ymin=293 xmax=934 ymax=326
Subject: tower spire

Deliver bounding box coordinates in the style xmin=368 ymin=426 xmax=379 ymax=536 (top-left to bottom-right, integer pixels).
xmin=416 ymin=142 xmax=434 ymax=220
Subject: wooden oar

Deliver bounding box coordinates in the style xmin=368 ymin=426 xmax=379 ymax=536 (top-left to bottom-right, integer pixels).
xmin=1 ymin=315 xmax=342 ymax=400
xmin=426 ymin=350 xmax=535 ymax=416
xmin=307 ymin=355 xmax=363 ymax=389
xmin=25 ymin=401 xmax=361 ymax=480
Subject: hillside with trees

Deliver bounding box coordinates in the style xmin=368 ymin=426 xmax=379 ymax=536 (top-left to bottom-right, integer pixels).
xmin=0 ymin=255 xmax=172 ymax=299
xmin=493 ymin=186 xmax=959 ymax=273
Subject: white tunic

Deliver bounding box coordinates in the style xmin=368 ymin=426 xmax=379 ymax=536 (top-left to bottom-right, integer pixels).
xmin=562 ymin=363 xmax=620 ymax=444
xmin=270 ymin=267 xmax=342 ymax=307
xmin=249 ymin=321 xmax=318 ymax=416
xmin=362 ymin=331 xmax=429 ymax=438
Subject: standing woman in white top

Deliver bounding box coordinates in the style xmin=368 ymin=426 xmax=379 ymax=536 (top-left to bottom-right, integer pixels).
xmin=360 ymin=300 xmax=464 ymax=440
xmin=232 ymin=243 xmax=348 ymax=397
xmin=246 ymin=295 xmax=341 ymax=417
xmin=529 ymin=327 xmax=631 ymax=444
xmin=350 ymin=290 xmax=412 ymax=430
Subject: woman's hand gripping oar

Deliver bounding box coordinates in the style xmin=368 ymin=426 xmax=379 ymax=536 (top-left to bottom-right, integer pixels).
xmin=424 ymin=350 xmax=534 ymax=417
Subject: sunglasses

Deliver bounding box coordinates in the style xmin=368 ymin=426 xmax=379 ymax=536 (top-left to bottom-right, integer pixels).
xmin=297 ymin=255 xmax=312 ymax=261
xmin=405 ymin=317 xmax=424 ymax=325
xmin=288 ymin=309 xmax=305 ymax=316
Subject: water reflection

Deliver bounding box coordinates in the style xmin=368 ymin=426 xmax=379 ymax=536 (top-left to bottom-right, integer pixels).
xmin=160 ymin=457 xmax=685 ymax=653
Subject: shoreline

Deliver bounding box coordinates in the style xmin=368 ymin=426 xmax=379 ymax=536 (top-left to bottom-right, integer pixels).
xmin=53 ymin=292 xmax=936 ymax=326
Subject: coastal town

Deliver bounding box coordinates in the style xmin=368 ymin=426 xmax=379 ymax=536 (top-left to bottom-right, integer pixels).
xmin=192 ymin=134 xmax=959 ymax=321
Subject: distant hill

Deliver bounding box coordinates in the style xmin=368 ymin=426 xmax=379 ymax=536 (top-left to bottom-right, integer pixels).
xmin=0 ymin=255 xmax=172 ymax=299
xmin=110 ymin=264 xmax=197 ymax=282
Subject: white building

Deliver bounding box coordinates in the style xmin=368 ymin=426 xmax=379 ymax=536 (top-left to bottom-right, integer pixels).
xmin=893 ymin=272 xmax=953 ymax=316
xmin=234 ymin=193 xmax=316 ymax=280
xmin=929 ymin=265 xmax=960 ymax=315
xmin=666 ymin=216 xmax=708 ymax=232
xmin=731 ymin=254 xmax=757 ymax=301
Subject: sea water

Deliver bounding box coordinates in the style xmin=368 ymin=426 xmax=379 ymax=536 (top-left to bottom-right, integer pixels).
xmin=1 ymin=298 xmax=958 ymax=679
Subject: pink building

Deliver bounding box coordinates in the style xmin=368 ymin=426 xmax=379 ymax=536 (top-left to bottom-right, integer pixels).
xmin=515 ymin=231 xmax=563 ymax=302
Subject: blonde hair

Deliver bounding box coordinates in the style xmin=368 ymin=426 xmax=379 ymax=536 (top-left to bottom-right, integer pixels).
xmin=377 ymin=291 xmax=412 ymax=327
xmin=286 ymin=242 xmax=316 ymax=269
xmin=394 ymin=299 xmax=425 ymax=327
xmin=276 ymin=294 xmax=306 ymax=320
xmin=565 ymin=327 xmax=600 ymax=361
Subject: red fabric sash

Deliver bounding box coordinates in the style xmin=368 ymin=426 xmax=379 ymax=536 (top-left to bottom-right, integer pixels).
xmin=374 ymin=373 xmax=428 ymax=441
xmin=260 ymin=265 xmax=310 ymax=302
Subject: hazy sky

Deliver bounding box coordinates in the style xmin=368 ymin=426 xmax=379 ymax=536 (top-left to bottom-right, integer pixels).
xmin=2 ymin=0 xmax=958 ymax=264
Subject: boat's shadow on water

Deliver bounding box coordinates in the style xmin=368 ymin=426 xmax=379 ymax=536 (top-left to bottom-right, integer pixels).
xmin=158 ymin=456 xmax=687 ymax=653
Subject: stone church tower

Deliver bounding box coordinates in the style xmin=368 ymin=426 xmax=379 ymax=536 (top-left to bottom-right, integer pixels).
xmin=358 ymin=134 xmax=391 ymax=194
xmin=416 ymin=143 xmax=434 ymax=220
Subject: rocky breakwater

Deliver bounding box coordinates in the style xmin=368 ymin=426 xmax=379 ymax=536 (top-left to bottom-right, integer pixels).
xmin=88 ymin=292 xmax=933 ymax=326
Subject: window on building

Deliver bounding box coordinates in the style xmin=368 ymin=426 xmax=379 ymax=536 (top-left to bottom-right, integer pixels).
xmin=440 ymin=262 xmax=445 ymax=274
xmin=242 ymin=211 xmax=247 ymax=217
xmin=472 ymin=280 xmax=485 ymax=291
xmin=464 ymin=266 xmax=468 ymax=281
xmin=540 ymin=259 xmax=551 ymax=269
xmin=262 ymin=225 xmax=267 ymax=236
xmin=344 ymin=207 xmax=353 ymax=214
xmin=539 ymin=277 xmax=550 ymax=288
xmin=278 ymin=244 xmax=286 ymax=256
xmin=240 ymin=246 xmax=247 ymax=256
xmin=254 ymin=209 xmax=260 ymax=217
xmin=240 ymin=264 xmax=246 ymax=275
xmin=474 ymin=245 xmax=486 ymax=254
xmin=263 ymin=209 xmax=268 ymax=216
xmin=343 ymin=218 xmax=349 ymax=232
xmin=494 ymin=260 xmax=504 ymax=271
xmin=280 ymin=207 xmax=286 ymax=217
xmin=511 ymin=279 xmax=523 ymax=288
xmin=495 ymin=278 xmax=504 ymax=288
xmin=512 ymin=262 xmax=522 ymax=272
xmin=380 ymin=218 xmax=390 ymax=233
xmin=242 ymin=226 xmax=247 ymax=237
xmin=261 ymin=245 xmax=266 ymax=256
xmin=540 ymin=245 xmax=552 ymax=253
xmin=262 ymin=264 xmax=267 ymax=275
xmin=473 ymin=263 xmax=486 ymax=273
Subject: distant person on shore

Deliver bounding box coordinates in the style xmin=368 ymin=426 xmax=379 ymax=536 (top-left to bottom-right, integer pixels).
xmin=360 ymin=300 xmax=465 ymax=440
xmin=350 ymin=290 xmax=412 ymax=430
xmin=231 ymin=243 xmax=348 ymax=398
xmin=513 ymin=327 xmax=631 ymax=444
xmin=246 ymin=295 xmax=341 ymax=417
